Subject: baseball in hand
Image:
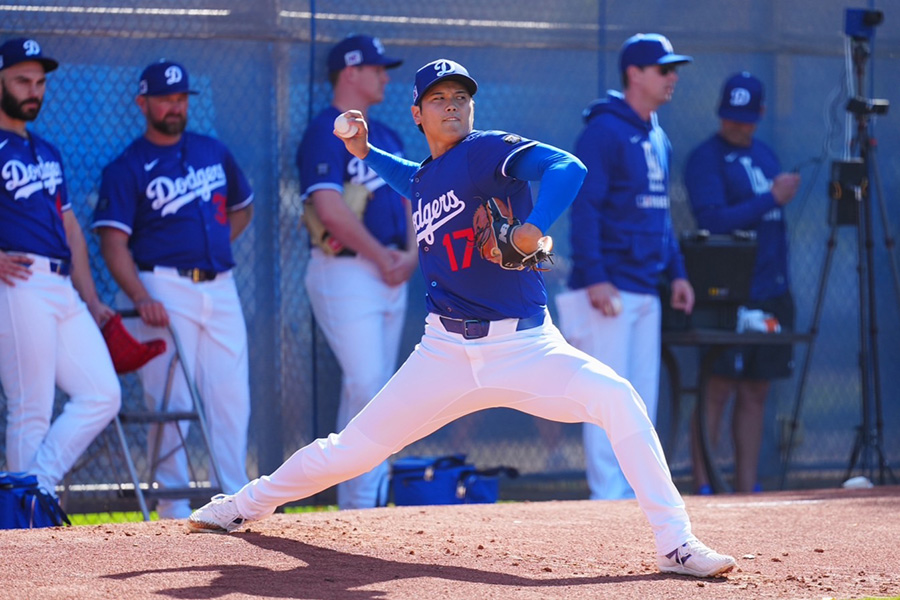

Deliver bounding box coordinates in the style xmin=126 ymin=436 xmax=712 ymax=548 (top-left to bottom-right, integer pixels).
xmin=609 ymin=296 xmax=623 ymax=316
xmin=333 ymin=114 xmax=359 ymax=138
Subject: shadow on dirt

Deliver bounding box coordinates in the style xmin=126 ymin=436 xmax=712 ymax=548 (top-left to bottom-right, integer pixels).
xmin=104 ymin=531 xmax=721 ymax=599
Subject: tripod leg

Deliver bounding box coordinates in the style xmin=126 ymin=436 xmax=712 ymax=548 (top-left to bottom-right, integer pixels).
xmin=778 ymin=220 xmax=839 ymax=490
xmin=865 ymin=147 xmax=898 ymax=485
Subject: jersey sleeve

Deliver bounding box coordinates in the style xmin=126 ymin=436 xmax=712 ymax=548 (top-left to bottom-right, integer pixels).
xmin=364 ymin=145 xmax=417 ymax=198
xmin=506 ymin=142 xmax=586 ymax=233
xmin=93 ymin=158 xmax=138 ymax=234
xmin=466 ymin=131 xmax=537 ymax=192
xmin=296 ymin=115 xmax=347 ymax=198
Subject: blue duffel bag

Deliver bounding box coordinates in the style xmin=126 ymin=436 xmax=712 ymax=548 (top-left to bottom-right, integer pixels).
xmin=0 ymin=472 xmax=70 ymax=529
xmin=390 ymin=454 xmax=518 ymax=506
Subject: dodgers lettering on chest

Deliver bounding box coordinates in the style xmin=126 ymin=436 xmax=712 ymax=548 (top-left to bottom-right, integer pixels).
xmin=413 ymin=189 xmax=478 ymax=272
xmin=736 ymin=156 xmax=771 ymax=196
xmin=347 ymin=156 xmax=386 ymax=190
xmin=146 ymin=163 xmax=226 ymax=217
xmin=1 ymin=153 xmax=63 ymax=201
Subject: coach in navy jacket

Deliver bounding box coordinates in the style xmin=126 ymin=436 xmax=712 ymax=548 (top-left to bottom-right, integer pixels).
xmin=558 ymin=34 xmax=694 ymax=501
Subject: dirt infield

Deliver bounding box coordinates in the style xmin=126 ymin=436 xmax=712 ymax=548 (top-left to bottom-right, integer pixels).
xmin=2 ymin=486 xmax=898 ymax=600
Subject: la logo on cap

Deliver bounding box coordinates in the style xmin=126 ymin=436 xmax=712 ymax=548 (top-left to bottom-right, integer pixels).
xmin=434 ymin=60 xmax=456 ymax=77
xmin=23 ymin=39 xmax=41 ymax=57
xmin=165 ymin=65 xmax=183 ymax=85
xmin=730 ymin=88 xmax=751 ymax=106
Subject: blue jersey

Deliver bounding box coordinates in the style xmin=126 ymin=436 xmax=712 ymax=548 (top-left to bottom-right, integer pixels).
xmin=93 ymin=132 xmax=253 ymax=271
xmin=410 ymin=130 xmax=543 ymax=321
xmin=0 ymin=130 xmax=71 ymax=261
xmin=568 ymin=92 xmax=686 ymax=294
xmin=297 ymin=106 xmax=408 ymax=249
xmin=684 ymin=133 xmax=789 ymax=300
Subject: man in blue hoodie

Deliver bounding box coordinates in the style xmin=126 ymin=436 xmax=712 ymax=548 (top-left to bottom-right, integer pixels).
xmin=557 ymin=33 xmax=695 ymax=501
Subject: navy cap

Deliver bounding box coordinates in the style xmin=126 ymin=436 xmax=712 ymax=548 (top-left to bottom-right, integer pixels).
xmin=619 ymin=33 xmax=692 ymax=73
xmin=327 ymin=35 xmax=402 ymax=73
xmin=0 ymin=38 xmax=58 ymax=73
xmin=412 ymin=59 xmax=478 ymax=106
xmin=139 ymin=60 xmax=198 ymax=96
xmin=718 ymin=72 xmax=764 ymax=123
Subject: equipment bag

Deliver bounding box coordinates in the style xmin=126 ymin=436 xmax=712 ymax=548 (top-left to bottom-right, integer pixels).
xmin=0 ymin=472 xmax=71 ymax=529
xmin=390 ymin=454 xmax=518 ymax=506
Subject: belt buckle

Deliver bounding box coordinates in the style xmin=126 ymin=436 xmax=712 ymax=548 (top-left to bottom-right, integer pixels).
xmin=463 ymin=319 xmax=485 ymax=339
xmin=49 ymin=259 xmax=69 ymax=276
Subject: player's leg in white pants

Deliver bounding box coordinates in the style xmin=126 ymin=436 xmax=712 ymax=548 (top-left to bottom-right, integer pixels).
xmin=232 ymin=315 xmax=692 ymax=554
xmin=0 ymin=270 xmax=120 ymax=492
xmin=192 ymin=277 xmax=251 ymax=496
xmin=560 ymin=289 xmax=661 ymax=500
xmin=304 ymin=251 xmax=407 ymax=509
xmin=134 ymin=271 xmax=250 ymax=518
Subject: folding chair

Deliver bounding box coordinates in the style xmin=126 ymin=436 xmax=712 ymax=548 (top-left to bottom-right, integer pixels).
xmin=112 ymin=310 xmax=223 ymax=521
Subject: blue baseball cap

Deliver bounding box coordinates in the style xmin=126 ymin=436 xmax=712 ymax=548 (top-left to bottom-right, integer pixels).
xmin=619 ymin=33 xmax=692 ymax=73
xmin=139 ymin=60 xmax=198 ymax=96
xmin=412 ymin=59 xmax=478 ymax=106
xmin=327 ymin=35 xmax=402 ymax=73
xmin=718 ymin=72 xmax=764 ymax=123
xmin=0 ymin=38 xmax=58 ymax=73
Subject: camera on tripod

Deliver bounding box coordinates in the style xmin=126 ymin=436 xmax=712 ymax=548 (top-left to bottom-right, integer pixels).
xmin=844 ymin=8 xmax=883 ymax=40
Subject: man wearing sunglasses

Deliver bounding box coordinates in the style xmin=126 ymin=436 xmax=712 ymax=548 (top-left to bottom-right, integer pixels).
xmin=557 ymin=33 xmax=695 ymax=501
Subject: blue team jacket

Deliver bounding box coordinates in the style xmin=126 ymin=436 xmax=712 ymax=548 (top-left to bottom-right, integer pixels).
xmin=568 ymin=92 xmax=686 ymax=294
xmin=684 ymin=133 xmax=790 ymax=301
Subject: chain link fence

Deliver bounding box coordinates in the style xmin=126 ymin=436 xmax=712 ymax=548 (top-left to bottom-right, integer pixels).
xmin=1 ymin=0 xmax=898 ymax=517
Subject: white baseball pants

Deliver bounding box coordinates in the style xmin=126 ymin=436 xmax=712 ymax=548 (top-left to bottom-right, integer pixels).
xmin=129 ymin=269 xmax=250 ymax=519
xmin=233 ymin=314 xmax=693 ymax=555
xmin=0 ymin=257 xmax=121 ymax=492
xmin=304 ymin=249 xmax=407 ymax=509
xmin=556 ymin=288 xmax=662 ymax=500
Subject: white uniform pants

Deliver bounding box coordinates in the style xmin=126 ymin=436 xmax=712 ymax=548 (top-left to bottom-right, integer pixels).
xmin=0 ymin=257 xmax=121 ymax=492
xmin=234 ymin=314 xmax=692 ymax=555
xmin=304 ymin=249 xmax=407 ymax=509
xmin=556 ymin=289 xmax=661 ymax=500
xmin=129 ymin=268 xmax=250 ymax=519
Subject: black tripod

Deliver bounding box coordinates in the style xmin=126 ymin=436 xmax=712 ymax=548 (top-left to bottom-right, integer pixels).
xmin=780 ymin=32 xmax=898 ymax=488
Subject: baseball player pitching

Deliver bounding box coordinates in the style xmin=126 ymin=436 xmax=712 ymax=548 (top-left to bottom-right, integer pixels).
xmin=0 ymin=38 xmax=121 ymax=494
xmin=297 ymin=35 xmax=416 ymax=510
xmin=92 ymin=60 xmax=253 ymax=519
xmin=188 ymin=58 xmax=736 ymax=578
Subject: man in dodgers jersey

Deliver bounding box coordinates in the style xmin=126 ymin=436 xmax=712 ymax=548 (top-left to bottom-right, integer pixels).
xmin=189 ymin=59 xmax=736 ymax=578
xmin=684 ymin=72 xmax=799 ymax=494
xmin=297 ymin=35 xmax=416 ymax=509
xmin=0 ymin=38 xmax=121 ymax=494
xmin=93 ymin=60 xmax=253 ymax=519
xmin=557 ymin=34 xmax=695 ymax=501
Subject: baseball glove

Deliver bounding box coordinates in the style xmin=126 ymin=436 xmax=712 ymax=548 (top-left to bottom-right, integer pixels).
xmin=301 ymin=183 xmax=372 ymax=256
xmin=472 ymin=197 xmax=553 ymax=271
xmin=101 ymin=313 xmax=167 ymax=374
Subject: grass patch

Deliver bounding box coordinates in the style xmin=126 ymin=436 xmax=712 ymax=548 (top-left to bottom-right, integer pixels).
xmin=66 ymin=504 xmax=340 ymax=525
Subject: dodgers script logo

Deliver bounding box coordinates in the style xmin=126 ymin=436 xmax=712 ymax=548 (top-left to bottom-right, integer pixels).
xmin=413 ymin=189 xmax=465 ymax=245
xmin=147 ymin=163 xmax=227 ymax=216
xmin=2 ymin=156 xmax=64 ymax=200
xmin=347 ymin=157 xmax=388 ymax=192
